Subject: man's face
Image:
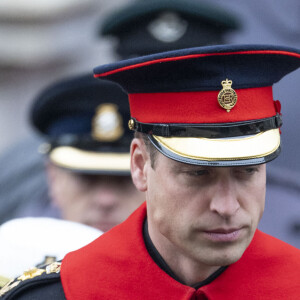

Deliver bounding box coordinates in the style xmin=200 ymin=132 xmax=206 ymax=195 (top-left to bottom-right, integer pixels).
xmin=47 ymin=164 xmax=144 ymax=232
xmin=134 ymin=141 xmax=266 ymax=270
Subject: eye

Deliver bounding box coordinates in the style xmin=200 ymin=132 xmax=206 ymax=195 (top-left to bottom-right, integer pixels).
xmin=187 ymin=169 xmax=210 ymax=176
xmin=234 ymin=167 xmax=259 ymax=176
xmin=244 ymin=167 xmax=258 ymax=174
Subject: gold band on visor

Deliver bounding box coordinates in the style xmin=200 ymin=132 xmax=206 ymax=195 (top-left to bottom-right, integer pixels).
xmin=152 ymin=129 xmax=280 ymax=161
xmin=49 ymin=146 xmax=131 ymax=172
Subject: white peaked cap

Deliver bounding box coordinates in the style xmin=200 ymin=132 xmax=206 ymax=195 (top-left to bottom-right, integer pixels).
xmin=0 ymin=217 xmax=102 ymax=278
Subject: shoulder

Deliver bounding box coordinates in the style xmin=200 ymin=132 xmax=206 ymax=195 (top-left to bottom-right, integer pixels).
xmin=247 ymin=230 xmax=300 ymax=275
xmin=255 ymin=230 xmax=300 ymax=258
xmin=0 ymin=262 xmax=66 ymax=300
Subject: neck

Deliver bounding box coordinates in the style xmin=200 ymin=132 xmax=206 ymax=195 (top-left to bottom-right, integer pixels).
xmin=147 ymin=220 xmax=220 ymax=286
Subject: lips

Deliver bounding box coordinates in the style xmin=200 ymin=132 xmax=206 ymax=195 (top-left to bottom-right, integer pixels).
xmin=203 ymin=227 xmax=243 ymax=242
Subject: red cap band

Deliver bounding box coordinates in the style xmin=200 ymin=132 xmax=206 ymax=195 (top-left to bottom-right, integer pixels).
xmin=129 ymin=86 xmax=275 ymax=123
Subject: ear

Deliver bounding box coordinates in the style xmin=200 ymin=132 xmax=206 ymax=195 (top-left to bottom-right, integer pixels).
xmin=130 ymin=138 xmax=149 ymax=192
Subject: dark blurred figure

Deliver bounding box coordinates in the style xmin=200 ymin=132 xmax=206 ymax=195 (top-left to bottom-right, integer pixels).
xmin=99 ymin=0 xmax=240 ymax=59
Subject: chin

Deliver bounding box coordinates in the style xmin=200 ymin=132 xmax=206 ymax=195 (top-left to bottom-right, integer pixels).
xmin=196 ymin=239 xmax=250 ymax=267
xmin=211 ymin=251 xmax=244 ymax=266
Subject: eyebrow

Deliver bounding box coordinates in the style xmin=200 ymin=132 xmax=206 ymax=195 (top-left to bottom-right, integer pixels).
xmin=170 ymin=163 xmax=208 ymax=172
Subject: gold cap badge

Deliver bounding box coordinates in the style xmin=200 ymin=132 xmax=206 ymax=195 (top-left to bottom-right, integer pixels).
xmin=217 ymin=79 xmax=237 ymax=112
xmin=92 ymin=103 xmax=124 ymax=142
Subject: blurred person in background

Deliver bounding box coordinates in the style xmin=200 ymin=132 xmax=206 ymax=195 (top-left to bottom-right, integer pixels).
xmin=28 ymin=73 xmax=144 ymax=232
xmin=0 ymin=0 xmax=113 ymax=225
xmin=0 ymin=72 xmax=143 ymax=286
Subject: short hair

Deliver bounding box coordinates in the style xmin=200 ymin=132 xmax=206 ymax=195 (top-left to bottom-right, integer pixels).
xmin=134 ymin=132 xmax=158 ymax=169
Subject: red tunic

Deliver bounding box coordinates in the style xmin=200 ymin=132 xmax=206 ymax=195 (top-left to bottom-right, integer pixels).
xmin=61 ymin=203 xmax=300 ymax=299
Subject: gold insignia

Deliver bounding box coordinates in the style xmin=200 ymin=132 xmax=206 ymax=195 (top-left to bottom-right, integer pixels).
xmin=46 ymin=262 xmax=61 ymax=274
xmin=217 ymin=79 xmax=238 ymax=112
xmin=0 ymin=263 xmax=61 ymax=297
xmin=0 ymin=279 xmax=20 ymax=296
xmin=128 ymin=119 xmax=135 ymax=131
xmin=92 ymin=104 xmax=124 ymax=142
xmin=17 ymin=267 xmax=45 ymax=281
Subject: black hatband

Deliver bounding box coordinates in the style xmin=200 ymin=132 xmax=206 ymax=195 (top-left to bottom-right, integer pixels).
xmin=130 ymin=114 xmax=282 ymax=138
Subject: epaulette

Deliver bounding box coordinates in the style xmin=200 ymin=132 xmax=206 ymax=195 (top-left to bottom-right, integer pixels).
xmin=0 ymin=262 xmax=61 ymax=299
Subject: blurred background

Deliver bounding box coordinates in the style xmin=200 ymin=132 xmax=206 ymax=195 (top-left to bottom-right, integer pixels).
xmin=0 ymin=0 xmax=299 ymax=248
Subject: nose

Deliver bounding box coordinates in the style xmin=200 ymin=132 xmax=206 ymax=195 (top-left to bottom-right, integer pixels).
xmin=209 ymin=177 xmax=240 ymax=219
xmin=93 ymin=186 xmax=120 ymax=212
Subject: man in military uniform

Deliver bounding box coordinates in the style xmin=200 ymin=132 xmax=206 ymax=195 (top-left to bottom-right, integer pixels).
xmin=2 ymin=44 xmax=300 ymax=299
